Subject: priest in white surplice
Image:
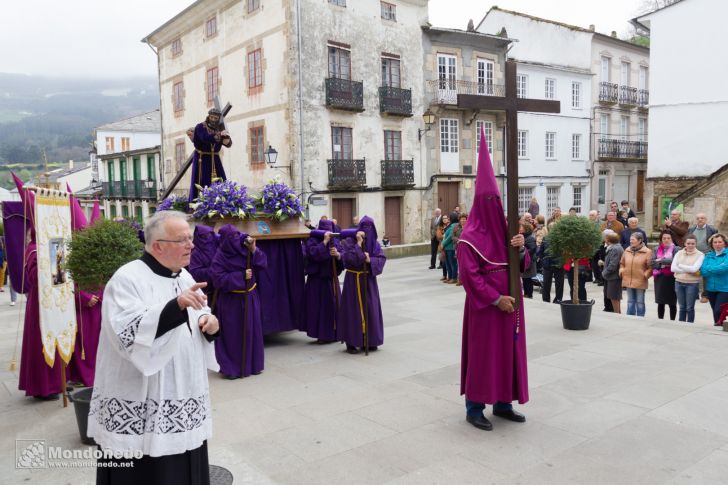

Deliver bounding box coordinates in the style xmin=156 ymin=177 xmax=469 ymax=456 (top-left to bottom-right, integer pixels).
xmin=88 ymin=211 xmax=220 ymax=485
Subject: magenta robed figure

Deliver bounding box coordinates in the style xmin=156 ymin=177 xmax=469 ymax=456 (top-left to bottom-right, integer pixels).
xmin=457 ymin=129 xmax=529 ymax=431
xmin=303 ymin=219 xmax=343 ymax=343
xmin=187 ymin=109 xmax=231 ymax=202
xmin=337 ymin=216 xmax=386 ymax=354
xmin=210 ymin=224 xmax=267 ymax=378
xmin=66 ymin=289 xmax=103 ymax=387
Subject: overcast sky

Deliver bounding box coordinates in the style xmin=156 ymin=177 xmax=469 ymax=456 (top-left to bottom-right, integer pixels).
xmin=1 ymin=0 xmax=648 ymax=78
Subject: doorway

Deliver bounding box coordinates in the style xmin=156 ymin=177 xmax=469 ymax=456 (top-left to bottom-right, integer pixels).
xmin=437 ymin=182 xmax=460 ymax=215
xmin=332 ymin=198 xmax=355 ymax=229
xmin=384 ymin=196 xmax=402 ymax=245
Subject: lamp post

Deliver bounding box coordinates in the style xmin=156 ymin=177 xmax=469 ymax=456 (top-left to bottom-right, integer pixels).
xmin=265 ymin=145 xmax=291 ymax=172
xmin=418 ymin=109 xmax=436 ymax=141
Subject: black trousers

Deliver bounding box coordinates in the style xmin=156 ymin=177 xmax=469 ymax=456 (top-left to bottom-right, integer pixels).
xmin=542 ymin=266 xmax=564 ymax=302
xmin=706 ymin=291 xmax=728 ymax=324
xmin=430 ymin=237 xmax=438 ymax=267
xmin=522 ymin=277 xmax=534 ymax=297
xmin=567 ymin=269 xmax=588 ymax=302
xmin=591 ymin=252 xmax=603 ymax=282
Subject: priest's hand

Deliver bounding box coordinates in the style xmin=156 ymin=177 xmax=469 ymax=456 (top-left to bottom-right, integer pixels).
xmin=510 ymin=234 xmax=525 ymax=248
xmin=496 ymin=295 xmax=516 ymax=313
xmin=198 ymin=314 xmax=219 ymax=335
xmin=87 ymin=295 xmax=99 ymax=307
xmin=178 ymin=282 xmax=208 ymax=310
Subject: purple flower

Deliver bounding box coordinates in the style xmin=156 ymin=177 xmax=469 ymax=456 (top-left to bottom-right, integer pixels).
xmin=158 ymin=195 xmax=190 ymax=213
xmin=258 ymin=178 xmax=304 ymax=221
xmin=190 ymin=181 xmax=257 ymax=220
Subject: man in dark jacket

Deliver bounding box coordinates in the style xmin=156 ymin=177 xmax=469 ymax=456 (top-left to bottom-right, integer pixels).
xmin=661 ymin=209 xmax=689 ymax=247
xmin=620 ymin=217 xmax=648 ymax=249
xmin=537 ymin=237 xmax=564 ymax=304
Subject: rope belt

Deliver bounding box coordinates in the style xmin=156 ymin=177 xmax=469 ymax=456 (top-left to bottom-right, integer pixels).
xmin=231 ymin=283 xmax=257 ymax=294
xmin=197 ymin=149 xmax=219 ymax=179
xmin=346 ymin=269 xmax=367 ymax=333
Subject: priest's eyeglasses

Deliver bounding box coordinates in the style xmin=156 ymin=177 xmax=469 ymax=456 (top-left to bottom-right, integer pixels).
xmin=157 ymin=236 xmax=194 ymax=245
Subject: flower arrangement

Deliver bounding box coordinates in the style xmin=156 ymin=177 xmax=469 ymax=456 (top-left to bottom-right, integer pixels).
xmin=157 ymin=194 xmax=190 ymax=213
xmin=190 ymin=180 xmax=257 ymax=220
xmin=257 ymin=176 xmax=304 ymax=221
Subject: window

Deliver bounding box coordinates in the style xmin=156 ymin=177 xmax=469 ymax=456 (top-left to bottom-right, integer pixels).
xmin=477 ymin=59 xmax=494 ymax=95
xmin=600 ymin=113 xmax=610 ymax=138
xmin=639 ymin=66 xmax=648 ymax=90
xmin=544 ymin=78 xmax=555 ymax=100
xmin=173 ymin=81 xmax=184 ymax=112
xmin=146 ymin=155 xmax=155 ymax=182
xmin=475 ymin=120 xmax=493 ymax=156
xmin=384 ymin=130 xmax=402 ymax=160
xmin=545 ymin=132 xmax=556 ymax=159
xmin=122 ymin=205 xmax=129 ymax=218
xmin=380 ymin=2 xmax=396 ymax=21
xmin=331 ymin=127 xmax=353 ymax=159
xmin=206 ymin=67 xmax=219 ymax=102
xmin=249 ymin=127 xmax=264 ymax=164
xmin=572 ymin=186 xmax=582 ymax=213
xmin=620 ymin=116 xmax=629 ymax=141
xmin=107 ymin=161 xmax=115 ymax=184
xmin=547 ymin=187 xmax=560 ymax=215
xmin=437 ymin=54 xmax=457 ymax=92
xmin=638 ymin=118 xmax=647 ymax=142
xmin=328 ymin=46 xmax=351 ymax=80
xmin=121 ymin=137 xmax=130 ymax=152
xmin=174 ymin=141 xmax=185 ymax=172
xmin=110 ymin=205 xmax=117 ymax=218
xmin=329 ymin=0 xmax=346 ymax=5
xmin=248 ymin=49 xmax=263 ymax=89
xmin=105 ymin=137 xmax=115 ymax=153
xmin=572 ymin=134 xmax=581 ymax=160
xmin=518 ymin=187 xmax=533 ymax=215
xmin=247 ymin=0 xmax=260 ymax=13
xmin=517 ymin=130 xmax=528 ymax=158
xmin=439 ymin=119 xmax=459 ymax=153
xmin=381 ymin=57 xmax=401 ymax=88
xmin=135 ymin=206 xmax=143 ymax=224
xmin=571 ymin=82 xmax=581 ymax=108
xmin=621 ymin=61 xmax=631 ymax=88
xmin=516 ymin=74 xmax=527 ymax=98
xmin=171 ymin=38 xmax=182 ymax=56
xmin=205 ymin=17 xmax=217 ymax=38
xmin=600 ymin=56 xmax=610 ymax=83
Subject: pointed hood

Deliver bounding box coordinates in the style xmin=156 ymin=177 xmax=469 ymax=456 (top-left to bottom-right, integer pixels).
xmin=11 ymin=171 xmax=35 ymax=239
xmin=67 ymin=182 xmax=88 ymax=231
xmin=317 ymin=218 xmax=335 ymax=232
xmin=216 ymin=223 xmax=250 ymax=261
xmin=90 ymin=199 xmax=101 ymax=224
xmin=457 ymin=127 xmax=508 ymax=265
xmin=357 ymin=215 xmax=379 ymax=255
xmin=192 ymin=224 xmax=219 ymax=263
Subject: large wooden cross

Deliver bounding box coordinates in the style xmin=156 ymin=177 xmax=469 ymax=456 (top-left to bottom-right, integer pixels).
xmin=459 ymin=60 xmax=560 ymax=307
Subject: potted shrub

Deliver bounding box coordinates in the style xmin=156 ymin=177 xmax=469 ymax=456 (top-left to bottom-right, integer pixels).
xmin=546 ymin=215 xmax=602 ymax=330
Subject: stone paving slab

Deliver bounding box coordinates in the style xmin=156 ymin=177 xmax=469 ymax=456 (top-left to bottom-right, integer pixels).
xmin=2 ymin=255 xmax=727 ymax=484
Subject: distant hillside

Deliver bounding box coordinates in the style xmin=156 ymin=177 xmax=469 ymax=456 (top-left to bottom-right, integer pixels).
xmin=0 ymin=73 xmax=159 ymax=188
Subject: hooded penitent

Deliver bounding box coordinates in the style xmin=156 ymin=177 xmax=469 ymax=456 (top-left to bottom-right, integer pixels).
xmin=189 ymin=225 xmax=220 ymax=296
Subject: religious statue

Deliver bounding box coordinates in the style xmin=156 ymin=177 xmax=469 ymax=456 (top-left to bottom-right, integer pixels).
xmin=187 ymin=107 xmax=232 ymax=202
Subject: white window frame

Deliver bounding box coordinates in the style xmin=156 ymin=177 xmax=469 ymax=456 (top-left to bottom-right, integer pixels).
xmin=476 ymin=58 xmax=494 ymax=95
xmin=571 ymin=133 xmax=581 ymax=160
xmin=638 ymin=118 xmax=647 ymax=142
xmin=620 ymin=61 xmax=631 ymax=87
xmin=601 ymin=56 xmax=611 ymax=83
xmin=517 ymin=130 xmax=528 ymax=158
xmin=439 ymin=119 xmax=459 ymax=153
xmin=620 ymin=116 xmax=629 ymax=141
xmin=639 ymin=66 xmax=648 ymax=90
xmin=516 ymin=74 xmax=527 ymax=98
xmin=545 ymin=132 xmax=556 ymax=159
xmin=600 ymin=114 xmax=610 ymax=138
xmin=547 ymin=186 xmax=560 ymax=215
xmin=475 ymin=120 xmax=494 ymax=157
xmin=544 ymin=78 xmax=556 ymax=100
xmin=572 ymin=185 xmax=583 ymax=213
xmin=571 ymin=82 xmax=581 ymax=109
xmin=518 ymin=187 xmax=534 ymax=215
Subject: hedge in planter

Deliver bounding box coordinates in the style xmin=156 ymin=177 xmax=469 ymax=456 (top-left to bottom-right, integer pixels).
xmin=66 ymin=219 xmax=144 ymax=292
xmin=546 ymin=215 xmax=602 ymax=304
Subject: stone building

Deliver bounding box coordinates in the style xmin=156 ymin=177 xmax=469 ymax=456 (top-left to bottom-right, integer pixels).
xmin=634 ymin=0 xmax=728 ymax=231
xmin=143 ymin=0 xmax=430 ymax=244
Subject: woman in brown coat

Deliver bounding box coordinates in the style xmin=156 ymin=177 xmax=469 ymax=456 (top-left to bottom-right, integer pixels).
xmin=619 ymin=232 xmax=652 ymax=316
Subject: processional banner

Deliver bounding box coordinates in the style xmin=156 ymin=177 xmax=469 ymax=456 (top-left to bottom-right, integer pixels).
xmin=35 ymin=188 xmax=76 ymax=367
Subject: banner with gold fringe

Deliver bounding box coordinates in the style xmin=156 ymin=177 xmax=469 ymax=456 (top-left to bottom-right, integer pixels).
xmin=34 ymin=188 xmax=76 ymax=367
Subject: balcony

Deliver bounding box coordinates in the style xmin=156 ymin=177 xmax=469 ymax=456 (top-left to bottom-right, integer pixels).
xmin=381 ymin=159 xmax=414 ymax=188
xmin=325 ymin=78 xmax=364 ymax=112
xmin=379 ymin=86 xmax=413 ymax=117
xmin=638 ymin=89 xmax=649 ymax=109
xmin=427 ymin=80 xmax=505 ymax=108
xmin=599 ymin=82 xmax=618 ymax=104
xmin=619 ymin=86 xmax=638 ymax=107
xmin=102 ymin=180 xmax=157 ymax=199
xmin=327 ymin=159 xmax=367 ymax=189
xmin=597 ymin=137 xmax=647 ymax=160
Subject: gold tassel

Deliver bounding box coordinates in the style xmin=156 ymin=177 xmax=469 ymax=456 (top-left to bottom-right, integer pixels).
xmin=9 ymin=357 xmax=17 ymax=372
xmin=81 ymin=349 xmax=86 ymax=360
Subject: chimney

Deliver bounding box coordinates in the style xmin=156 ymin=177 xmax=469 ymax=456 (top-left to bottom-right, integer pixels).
xmin=589 ymin=24 xmax=595 ymax=31
xmin=611 ymin=31 xmax=617 ymax=37
xmin=68 ymin=159 xmax=74 ymax=170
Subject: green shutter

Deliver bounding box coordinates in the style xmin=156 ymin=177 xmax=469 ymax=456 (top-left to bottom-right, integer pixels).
xmin=108 ymin=162 xmax=115 ymax=196
xmin=110 ymin=205 xmax=117 ymax=217
xmin=122 ymin=205 xmax=129 ymax=218
xmin=135 ymin=206 xmax=143 ymax=224
xmin=119 ymin=159 xmax=127 ymax=196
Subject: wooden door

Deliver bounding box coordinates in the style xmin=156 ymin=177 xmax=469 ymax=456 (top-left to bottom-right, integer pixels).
xmin=332 ymin=198 xmax=354 ymax=229
xmin=636 ymin=170 xmax=645 ymax=212
xmin=384 ymin=196 xmax=402 ymax=245
xmin=437 ymin=182 xmax=459 ymax=215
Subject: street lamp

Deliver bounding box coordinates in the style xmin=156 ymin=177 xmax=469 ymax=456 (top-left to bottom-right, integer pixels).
xmin=418 ymin=109 xmax=436 ymax=141
xmin=265 ymin=145 xmax=278 ymax=166
xmin=143 ymin=178 xmax=155 ymax=189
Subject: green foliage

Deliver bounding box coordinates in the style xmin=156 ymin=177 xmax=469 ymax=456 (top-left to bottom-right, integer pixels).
xmin=630 ymin=35 xmax=650 ymax=47
xmin=66 ymin=219 xmax=143 ymax=292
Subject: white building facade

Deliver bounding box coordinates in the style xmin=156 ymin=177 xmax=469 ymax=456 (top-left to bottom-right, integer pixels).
xmin=635 ymin=0 xmax=728 ymax=230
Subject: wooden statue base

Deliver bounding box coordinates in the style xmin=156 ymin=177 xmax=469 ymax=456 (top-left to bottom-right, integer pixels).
xmin=194 ymin=216 xmax=310 ymax=240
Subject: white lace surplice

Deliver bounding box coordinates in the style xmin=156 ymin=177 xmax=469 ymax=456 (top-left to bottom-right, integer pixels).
xmin=88 ymin=260 xmax=219 ymax=457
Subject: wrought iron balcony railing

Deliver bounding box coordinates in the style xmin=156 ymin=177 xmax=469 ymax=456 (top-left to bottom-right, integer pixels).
xmin=638 ymin=89 xmax=649 ymax=109
xmin=381 ymin=159 xmax=414 ymax=188
xmin=427 ymin=79 xmax=505 ymax=105
xmin=325 ymin=78 xmax=365 ymax=112
xmin=598 ymin=137 xmax=647 ymax=159
xmin=599 ymin=82 xmax=618 ymax=104
xmin=379 ymin=86 xmax=413 ymax=116
xmin=102 ymin=180 xmax=157 ymax=199
xmin=327 ymin=159 xmax=367 ymax=189
xmin=619 ymin=86 xmax=638 ymax=106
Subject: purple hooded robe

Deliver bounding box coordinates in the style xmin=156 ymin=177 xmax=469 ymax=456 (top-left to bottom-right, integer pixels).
xmin=210 ymin=225 xmax=267 ymax=378
xmin=337 ymin=216 xmax=386 ymax=348
xmin=188 ymin=225 xmax=219 ymax=298
xmin=456 ymin=129 xmax=529 ymax=405
xmin=303 ymin=219 xmax=343 ymax=342
xmin=188 ymin=122 xmax=230 ymax=202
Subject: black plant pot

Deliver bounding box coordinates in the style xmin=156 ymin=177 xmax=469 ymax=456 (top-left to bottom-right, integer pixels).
xmin=560 ymin=300 xmax=594 ymax=330
xmin=68 ymin=387 xmax=96 ymax=446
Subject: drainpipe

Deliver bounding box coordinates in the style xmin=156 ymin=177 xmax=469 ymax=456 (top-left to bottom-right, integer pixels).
xmin=296 ymin=0 xmax=307 ymax=217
